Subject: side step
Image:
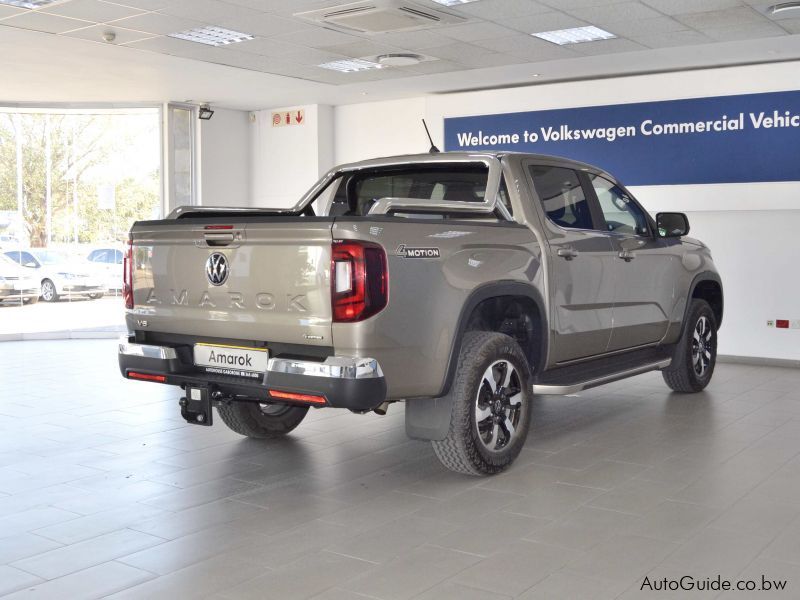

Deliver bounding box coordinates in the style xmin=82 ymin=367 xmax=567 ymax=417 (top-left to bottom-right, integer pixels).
xmin=532 ymin=346 xmax=674 ymax=396
xmin=533 ymin=359 xmax=671 ymax=395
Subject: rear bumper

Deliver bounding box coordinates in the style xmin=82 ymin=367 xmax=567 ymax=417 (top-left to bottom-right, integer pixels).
xmin=118 ymin=337 xmax=387 ymax=411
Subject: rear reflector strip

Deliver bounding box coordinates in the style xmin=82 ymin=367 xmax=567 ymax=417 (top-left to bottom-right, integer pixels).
xmin=204 ymin=225 xmax=234 ymax=230
xmin=127 ymin=372 xmax=167 ymax=383
xmin=269 ymin=390 xmax=327 ymax=405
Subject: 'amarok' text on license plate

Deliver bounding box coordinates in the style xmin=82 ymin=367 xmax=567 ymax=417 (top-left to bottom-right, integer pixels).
xmin=193 ymin=344 xmax=269 ymax=379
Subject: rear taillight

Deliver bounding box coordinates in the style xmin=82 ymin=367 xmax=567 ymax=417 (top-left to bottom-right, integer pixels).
xmin=331 ymin=240 xmax=388 ymax=323
xmin=123 ymin=237 xmax=133 ymax=309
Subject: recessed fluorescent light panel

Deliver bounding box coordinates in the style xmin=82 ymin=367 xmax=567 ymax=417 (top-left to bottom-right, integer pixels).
xmin=318 ymin=58 xmax=382 ymax=73
xmin=168 ymin=26 xmax=254 ymax=47
xmin=429 ymin=0 xmax=480 ymax=6
xmin=0 ymin=0 xmax=60 ymax=7
xmin=533 ymin=25 xmax=616 ymax=45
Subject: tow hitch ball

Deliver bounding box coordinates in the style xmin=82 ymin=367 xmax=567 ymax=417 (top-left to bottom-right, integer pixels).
xmin=179 ymin=386 xmax=213 ymax=426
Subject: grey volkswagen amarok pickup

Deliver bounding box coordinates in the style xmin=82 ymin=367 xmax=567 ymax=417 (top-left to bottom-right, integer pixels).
xmin=119 ymin=152 xmax=722 ymax=475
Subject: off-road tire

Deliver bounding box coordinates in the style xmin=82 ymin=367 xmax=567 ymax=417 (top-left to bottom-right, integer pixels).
xmin=217 ymin=401 xmax=308 ymax=439
xmin=662 ymin=299 xmax=717 ymax=392
xmin=432 ymin=332 xmax=532 ymax=476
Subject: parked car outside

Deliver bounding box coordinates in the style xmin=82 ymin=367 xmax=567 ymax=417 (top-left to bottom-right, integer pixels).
xmin=0 ymin=253 xmax=39 ymax=305
xmin=4 ymin=248 xmax=106 ymax=302
xmin=86 ymin=247 xmax=124 ymax=292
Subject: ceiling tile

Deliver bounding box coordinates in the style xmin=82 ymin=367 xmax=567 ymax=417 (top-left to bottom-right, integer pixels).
xmin=604 ymin=16 xmax=689 ymax=37
xmin=217 ymin=13 xmax=308 ymax=38
xmin=373 ymin=29 xmax=451 ymax=50
xmin=675 ymin=7 xmax=766 ymax=30
xmin=438 ymin=22 xmax=521 ymax=43
xmin=456 ymin=0 xmax=552 ymax=20
xmin=423 ymin=41 xmax=495 ymax=62
xmin=159 ymin=0 xmax=256 ymax=22
xmin=125 ymin=34 xmax=227 ymax=60
xmin=402 ymin=59 xmax=467 ymax=75
xmin=472 ymin=34 xmax=576 ymax=60
xmin=63 ymin=24 xmax=154 ymax=44
xmin=563 ymin=2 xmax=663 ymax=26
xmin=2 ymin=12 xmax=92 ymax=34
xmin=0 ymin=6 xmax=25 ymax=20
xmin=569 ymin=37 xmax=648 ymax=55
xmin=320 ymin=40 xmax=403 ymax=58
xmin=496 ymin=11 xmax=589 ymax=34
xmin=538 ymin=0 xmax=634 ymax=8
xmin=233 ymin=37 xmax=302 ymax=57
xmin=274 ymin=27 xmax=361 ymax=48
xmin=703 ymin=20 xmax=787 ymax=41
xmin=641 ymin=0 xmax=744 ymax=16
xmin=106 ymin=12 xmax=204 ymax=35
xmin=456 ymin=52 xmax=527 ymax=68
xmin=279 ymin=47 xmax=350 ymax=66
xmin=42 ymin=0 xmax=145 ymax=23
xmin=776 ymin=17 xmax=800 ymax=33
xmin=631 ymin=29 xmax=712 ymax=48
xmin=105 ymin=0 xmax=171 ymax=9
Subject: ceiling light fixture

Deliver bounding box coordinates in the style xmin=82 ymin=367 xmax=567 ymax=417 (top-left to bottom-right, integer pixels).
xmin=318 ymin=58 xmax=383 ymax=73
xmin=376 ymin=53 xmax=422 ymax=67
xmin=168 ymin=26 xmax=254 ymax=47
xmin=0 ymin=0 xmax=61 ymax=7
xmin=429 ymin=0 xmax=480 ymax=6
xmin=769 ymin=2 xmax=800 ymax=14
xmin=533 ymin=25 xmax=616 ymax=45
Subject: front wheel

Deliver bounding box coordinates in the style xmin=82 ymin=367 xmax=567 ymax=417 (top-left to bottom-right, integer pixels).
xmin=88 ymin=293 xmax=104 ymax=299
xmin=217 ymin=401 xmax=308 ymax=439
xmin=662 ymin=299 xmax=717 ymax=392
xmin=40 ymin=279 xmax=59 ymax=302
xmin=432 ymin=332 xmax=532 ymax=476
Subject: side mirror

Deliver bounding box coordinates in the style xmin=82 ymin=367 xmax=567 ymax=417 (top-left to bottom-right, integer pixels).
xmin=656 ymin=212 xmax=690 ymax=238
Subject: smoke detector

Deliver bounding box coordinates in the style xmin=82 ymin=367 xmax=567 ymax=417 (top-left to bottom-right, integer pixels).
xmin=294 ymin=0 xmax=465 ymax=34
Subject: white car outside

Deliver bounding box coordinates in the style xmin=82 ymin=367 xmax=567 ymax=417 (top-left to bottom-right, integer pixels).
xmin=0 ymin=254 xmax=39 ymax=304
xmin=3 ymin=249 xmax=107 ymax=302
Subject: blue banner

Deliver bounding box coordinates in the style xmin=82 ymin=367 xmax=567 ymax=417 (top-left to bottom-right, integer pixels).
xmin=444 ymin=90 xmax=800 ymax=185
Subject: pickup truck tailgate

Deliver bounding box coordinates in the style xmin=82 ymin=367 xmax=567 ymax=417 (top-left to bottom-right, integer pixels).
xmin=130 ymin=220 xmax=333 ymax=346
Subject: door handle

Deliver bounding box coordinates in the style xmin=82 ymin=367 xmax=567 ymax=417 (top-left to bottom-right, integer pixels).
xmin=618 ymin=250 xmax=636 ymax=262
xmin=557 ymin=248 xmax=578 ymax=260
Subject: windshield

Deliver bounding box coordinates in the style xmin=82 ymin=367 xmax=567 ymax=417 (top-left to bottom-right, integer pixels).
xmin=31 ymin=250 xmax=69 ymax=265
xmin=315 ymin=164 xmax=490 ymax=217
xmin=0 ymin=254 xmax=19 ymax=268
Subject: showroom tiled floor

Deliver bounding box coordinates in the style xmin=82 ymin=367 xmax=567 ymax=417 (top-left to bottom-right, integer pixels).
xmin=1 ymin=339 xmax=800 ymax=599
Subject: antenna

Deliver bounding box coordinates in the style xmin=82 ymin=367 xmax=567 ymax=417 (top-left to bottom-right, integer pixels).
xmin=422 ymin=119 xmax=440 ymax=153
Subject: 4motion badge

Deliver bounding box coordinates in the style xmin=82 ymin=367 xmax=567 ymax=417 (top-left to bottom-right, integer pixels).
xmin=396 ymin=244 xmax=441 ymax=259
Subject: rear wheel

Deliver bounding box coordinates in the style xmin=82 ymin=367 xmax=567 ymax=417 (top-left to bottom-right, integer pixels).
xmin=217 ymin=401 xmax=308 ymax=439
xmin=432 ymin=332 xmax=532 ymax=476
xmin=40 ymin=279 xmax=58 ymax=302
xmin=662 ymin=299 xmax=717 ymax=392
xmin=88 ymin=292 xmax=103 ymax=299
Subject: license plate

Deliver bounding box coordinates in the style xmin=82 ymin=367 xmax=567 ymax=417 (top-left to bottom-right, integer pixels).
xmin=193 ymin=343 xmax=269 ymax=379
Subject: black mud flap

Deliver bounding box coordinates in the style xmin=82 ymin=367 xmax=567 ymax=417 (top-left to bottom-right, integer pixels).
xmin=180 ymin=386 xmax=213 ymax=426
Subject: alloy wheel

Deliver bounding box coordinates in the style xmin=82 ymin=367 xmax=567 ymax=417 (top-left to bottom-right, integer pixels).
xmin=475 ymin=359 xmax=524 ymax=452
xmin=41 ymin=280 xmax=56 ymax=302
xmin=692 ymin=315 xmax=714 ymax=377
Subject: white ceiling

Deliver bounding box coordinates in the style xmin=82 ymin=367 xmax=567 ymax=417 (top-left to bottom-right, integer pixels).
xmin=2 ymin=0 xmax=800 ymax=110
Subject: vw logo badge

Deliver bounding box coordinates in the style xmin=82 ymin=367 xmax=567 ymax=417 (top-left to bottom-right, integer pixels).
xmin=206 ymin=252 xmax=229 ymax=286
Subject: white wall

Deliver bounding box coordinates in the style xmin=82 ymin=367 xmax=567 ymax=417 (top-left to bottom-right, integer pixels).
xmin=199 ymin=107 xmax=251 ymax=207
xmin=250 ymin=104 xmax=334 ymax=208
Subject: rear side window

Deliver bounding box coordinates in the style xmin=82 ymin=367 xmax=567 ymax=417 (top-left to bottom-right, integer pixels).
xmin=529 ymin=165 xmax=593 ymax=230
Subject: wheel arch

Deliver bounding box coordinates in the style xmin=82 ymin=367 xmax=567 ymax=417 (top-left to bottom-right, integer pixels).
xmin=688 ymin=272 xmax=723 ymax=329
xmin=437 ymin=281 xmax=548 ymax=398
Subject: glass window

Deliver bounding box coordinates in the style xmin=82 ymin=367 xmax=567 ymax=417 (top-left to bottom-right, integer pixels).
xmin=529 ymin=165 xmax=593 ymax=230
xmin=589 ymin=175 xmax=649 ymax=236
